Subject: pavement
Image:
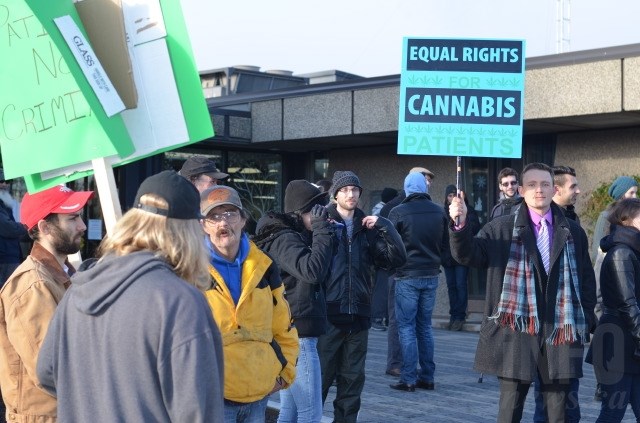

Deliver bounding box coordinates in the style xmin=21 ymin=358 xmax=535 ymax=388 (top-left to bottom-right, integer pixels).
xmin=268 ymin=325 xmax=639 ymax=422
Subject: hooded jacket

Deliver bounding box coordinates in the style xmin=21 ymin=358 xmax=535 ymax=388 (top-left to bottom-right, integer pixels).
xmin=324 ymin=203 xmax=406 ymax=328
xmin=36 ymin=252 xmax=224 ymax=423
xmin=389 ymin=175 xmax=449 ymax=277
xmin=587 ymin=225 xmax=640 ymax=375
xmin=205 ymin=238 xmax=299 ymax=403
xmin=0 ymin=242 xmax=72 ymax=423
xmin=254 ymin=212 xmax=335 ymax=338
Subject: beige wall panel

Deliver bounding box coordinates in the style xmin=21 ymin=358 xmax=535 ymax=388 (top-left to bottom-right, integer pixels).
xmin=525 ymin=61 xmax=622 ymax=119
xmin=623 ymin=57 xmax=640 ymax=111
xmin=354 ymin=87 xmax=399 ymax=134
xmin=283 ymin=92 xmax=352 ymax=139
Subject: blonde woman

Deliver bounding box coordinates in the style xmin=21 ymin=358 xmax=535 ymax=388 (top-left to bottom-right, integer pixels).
xmin=37 ymin=171 xmax=224 ymax=422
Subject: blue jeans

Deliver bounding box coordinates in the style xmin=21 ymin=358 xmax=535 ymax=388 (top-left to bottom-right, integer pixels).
xmin=533 ymin=375 xmax=580 ymax=422
xmin=224 ymin=397 xmax=268 ymax=423
xmin=395 ymin=276 xmax=438 ymax=385
xmin=443 ymin=265 xmax=468 ymax=322
xmin=596 ymin=372 xmax=640 ymax=422
xmin=278 ymin=337 xmax=322 ymax=423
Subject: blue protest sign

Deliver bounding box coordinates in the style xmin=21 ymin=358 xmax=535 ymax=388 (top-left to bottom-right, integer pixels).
xmin=398 ymin=38 xmax=525 ymax=158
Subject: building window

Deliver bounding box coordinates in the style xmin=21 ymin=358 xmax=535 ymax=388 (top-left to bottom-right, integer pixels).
xmin=314 ymin=156 xmax=330 ymax=181
xmin=227 ymin=151 xmax=282 ymax=234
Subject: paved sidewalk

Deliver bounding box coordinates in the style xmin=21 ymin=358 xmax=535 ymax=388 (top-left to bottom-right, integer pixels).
xmin=271 ymin=327 xmax=637 ymax=422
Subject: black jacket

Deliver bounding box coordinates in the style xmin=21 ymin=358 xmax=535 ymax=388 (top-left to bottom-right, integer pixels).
xmin=587 ymin=225 xmax=640 ymax=375
xmin=324 ymin=204 xmax=406 ymax=329
xmin=0 ymin=201 xmax=26 ymax=264
xmin=253 ymin=212 xmax=335 ymax=338
xmin=379 ymin=192 xmax=405 ymax=219
xmin=388 ymin=193 xmax=449 ymax=277
xmin=559 ymin=204 xmax=581 ymax=224
xmin=489 ymin=196 xmax=523 ymax=221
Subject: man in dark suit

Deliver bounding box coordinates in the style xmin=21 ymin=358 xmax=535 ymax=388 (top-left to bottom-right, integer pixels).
xmin=448 ymin=162 xmax=596 ymax=423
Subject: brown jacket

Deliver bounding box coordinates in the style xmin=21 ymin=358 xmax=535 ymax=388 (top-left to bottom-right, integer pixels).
xmin=0 ymin=242 xmax=73 ymax=423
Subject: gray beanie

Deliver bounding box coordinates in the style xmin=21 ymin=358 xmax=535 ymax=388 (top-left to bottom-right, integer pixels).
xmin=608 ymin=176 xmax=638 ymax=200
xmin=330 ymin=171 xmax=362 ymax=199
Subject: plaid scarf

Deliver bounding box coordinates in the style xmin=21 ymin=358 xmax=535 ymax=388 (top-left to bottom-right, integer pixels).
xmin=490 ymin=215 xmax=587 ymax=345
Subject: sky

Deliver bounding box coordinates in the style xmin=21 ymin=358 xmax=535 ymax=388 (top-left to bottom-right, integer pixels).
xmin=181 ymin=0 xmax=640 ymax=78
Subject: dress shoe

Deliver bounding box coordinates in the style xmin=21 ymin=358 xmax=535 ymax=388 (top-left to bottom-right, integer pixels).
xmin=385 ymin=368 xmax=401 ymax=377
xmin=450 ymin=320 xmax=465 ymax=331
xmin=390 ymin=382 xmax=415 ymax=392
xmin=416 ymin=380 xmax=435 ymax=390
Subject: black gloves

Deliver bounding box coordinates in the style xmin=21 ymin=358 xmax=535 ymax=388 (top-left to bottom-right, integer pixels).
xmin=310 ymin=204 xmax=328 ymax=229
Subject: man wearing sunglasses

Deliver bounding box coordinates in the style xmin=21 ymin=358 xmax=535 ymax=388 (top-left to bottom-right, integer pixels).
xmin=489 ymin=167 xmax=523 ymax=221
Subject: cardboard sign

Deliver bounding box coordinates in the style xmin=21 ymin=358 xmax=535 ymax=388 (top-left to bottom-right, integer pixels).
xmin=397 ymin=38 xmax=526 ymax=158
xmin=75 ymin=0 xmax=138 ymax=109
xmin=0 ymin=1 xmax=134 ymax=179
xmin=22 ymin=0 xmax=213 ymax=192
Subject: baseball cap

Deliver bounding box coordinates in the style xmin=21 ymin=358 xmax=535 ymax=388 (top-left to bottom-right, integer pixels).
xmin=201 ymin=186 xmax=243 ymax=217
xmin=180 ymin=156 xmax=229 ymax=181
xmin=134 ymin=170 xmax=201 ymax=220
xmin=21 ymin=185 xmax=94 ymax=230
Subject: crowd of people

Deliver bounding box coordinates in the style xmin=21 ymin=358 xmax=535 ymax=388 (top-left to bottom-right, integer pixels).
xmin=0 ymin=156 xmax=638 ymax=422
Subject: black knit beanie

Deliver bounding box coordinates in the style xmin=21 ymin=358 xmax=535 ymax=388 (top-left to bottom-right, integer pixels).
xmin=330 ymin=171 xmax=362 ymax=199
xmin=445 ymin=184 xmax=457 ymax=197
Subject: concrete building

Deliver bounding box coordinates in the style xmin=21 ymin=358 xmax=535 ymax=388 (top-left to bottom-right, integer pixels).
xmin=113 ymin=43 xmax=640 ymax=308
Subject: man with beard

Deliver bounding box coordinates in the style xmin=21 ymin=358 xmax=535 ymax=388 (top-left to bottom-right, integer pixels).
xmin=0 ymin=185 xmax=93 ymax=422
xmin=319 ymin=170 xmax=406 ymax=423
xmin=200 ymin=185 xmax=299 ymax=422
xmin=552 ymin=165 xmax=581 ymax=224
xmin=489 ymin=167 xmax=523 ymax=221
xmin=0 ymin=170 xmax=27 ymax=285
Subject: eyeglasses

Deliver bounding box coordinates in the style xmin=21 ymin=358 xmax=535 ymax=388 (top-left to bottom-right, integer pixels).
xmin=501 ymin=181 xmax=518 ymax=187
xmin=338 ymin=187 xmax=360 ymax=195
xmin=204 ymin=210 xmax=241 ymax=225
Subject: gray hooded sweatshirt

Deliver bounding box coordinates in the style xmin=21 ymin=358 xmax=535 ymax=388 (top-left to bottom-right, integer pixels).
xmin=37 ymin=251 xmax=224 ymax=422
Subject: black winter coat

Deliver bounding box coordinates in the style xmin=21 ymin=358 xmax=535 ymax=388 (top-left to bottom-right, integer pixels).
xmin=389 ymin=193 xmax=449 ymax=277
xmin=0 ymin=201 xmax=26 ymax=264
xmin=489 ymin=196 xmax=523 ymax=221
xmin=254 ymin=212 xmax=335 ymax=338
xmin=450 ymin=202 xmax=597 ymax=381
xmin=324 ymin=204 xmax=406 ymax=327
xmin=587 ymin=224 xmax=640 ymax=376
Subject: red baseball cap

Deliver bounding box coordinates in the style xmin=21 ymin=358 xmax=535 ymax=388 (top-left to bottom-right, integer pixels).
xmin=21 ymin=185 xmax=94 ymax=230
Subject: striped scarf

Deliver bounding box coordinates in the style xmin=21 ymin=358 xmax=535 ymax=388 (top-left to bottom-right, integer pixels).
xmin=490 ymin=216 xmax=587 ymax=345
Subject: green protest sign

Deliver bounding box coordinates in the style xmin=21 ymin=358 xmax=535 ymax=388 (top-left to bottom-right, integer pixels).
xmin=398 ymin=38 xmax=526 ymax=158
xmin=0 ymin=1 xmax=133 ymax=180
xmin=22 ymin=0 xmax=213 ymax=192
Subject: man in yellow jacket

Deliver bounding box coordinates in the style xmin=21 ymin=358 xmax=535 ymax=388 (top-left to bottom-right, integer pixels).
xmin=200 ymin=185 xmax=298 ymax=422
xmin=0 ymin=185 xmax=93 ymax=422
